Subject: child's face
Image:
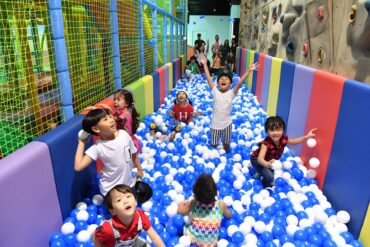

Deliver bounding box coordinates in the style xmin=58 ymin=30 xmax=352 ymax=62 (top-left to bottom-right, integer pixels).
xmin=191 ymin=59 xmax=195 ymax=64
xmin=114 ymin=94 xmax=127 ymax=110
xmin=109 ymin=190 xmax=136 ymax=218
xmin=218 ymin=76 xmax=231 ymax=92
xmin=177 ymin=91 xmax=187 ymax=104
xmin=267 ymin=127 xmax=284 ymax=143
xmin=92 ymin=114 xmax=116 ymax=136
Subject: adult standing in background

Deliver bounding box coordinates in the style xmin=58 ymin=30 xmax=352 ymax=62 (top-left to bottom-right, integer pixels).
xmin=220 ymin=39 xmax=230 ymax=67
xmin=231 ymin=38 xmax=237 ymax=55
xmin=211 ymin=35 xmax=222 ymax=54
xmin=194 ymin=33 xmax=206 ymax=53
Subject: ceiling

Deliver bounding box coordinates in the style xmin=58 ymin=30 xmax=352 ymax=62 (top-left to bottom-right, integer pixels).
xmin=187 ymin=0 xmax=240 ymax=16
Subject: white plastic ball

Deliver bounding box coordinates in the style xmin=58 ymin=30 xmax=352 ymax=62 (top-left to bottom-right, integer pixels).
xmin=184 ymin=215 xmax=191 ymax=224
xmin=78 ymin=130 xmax=90 ymax=141
xmin=299 ymin=218 xmax=312 ymax=229
xmin=244 ymin=216 xmax=256 ymax=226
xmin=233 ymin=180 xmax=243 ymax=190
xmin=272 ymin=160 xmax=282 ymax=170
xmin=167 ymin=190 xmax=177 ymax=200
xmin=227 ymin=225 xmax=239 ymax=237
xmin=165 ymin=174 xmax=174 ymax=183
xmin=239 ymin=222 xmax=252 ymax=235
xmin=282 ymin=161 xmax=293 ymax=169
xmin=334 ymin=223 xmax=348 ymax=233
xmin=166 ymin=203 xmax=178 ymax=218
xmin=337 ymin=210 xmax=350 ymax=224
xmin=92 ymin=194 xmax=104 ymax=206
xmin=254 ymin=221 xmax=266 ymax=234
xmin=76 ymin=210 xmax=89 ymax=221
xmin=306 ymin=138 xmax=317 ymax=148
xmin=282 ymin=243 xmax=295 ymax=247
xmin=309 ymin=157 xmax=320 ymax=168
xmin=175 ymin=194 xmax=185 ymax=204
xmin=233 ymin=154 xmax=242 ymax=162
xmin=155 ymin=132 xmax=162 ymax=138
xmin=76 ymin=230 xmax=90 ymax=242
xmin=245 ymin=233 xmax=258 ymax=243
xmin=142 ymin=201 xmax=153 ymax=212
xmin=307 ymin=169 xmax=317 ymax=179
xmin=223 ymin=196 xmax=233 ymax=206
xmin=179 ymin=236 xmax=191 ymax=247
xmin=76 ymin=202 xmax=87 ymax=211
xmin=217 ymin=239 xmax=229 ymax=247
xmin=286 ymin=215 xmax=299 ymax=226
xmin=87 ymin=224 xmax=98 ymax=235
xmin=61 ymin=222 xmax=75 ymax=235
xmin=286 ymin=224 xmax=299 ymax=236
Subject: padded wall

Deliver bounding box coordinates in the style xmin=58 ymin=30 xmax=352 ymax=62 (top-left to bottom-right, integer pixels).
xmin=260 ymin=55 xmax=272 ymax=111
xmin=167 ymin=63 xmax=173 ymax=91
xmin=324 ymin=80 xmax=370 ymax=238
xmin=276 ymin=60 xmax=296 ymax=125
xmin=267 ymin=57 xmax=283 ymax=116
xmin=240 ymin=49 xmax=246 ymax=80
xmin=287 ymin=65 xmax=315 ymax=156
xmin=251 ymin=52 xmax=259 ymax=94
xmin=172 ymin=60 xmax=178 ymax=88
xmin=127 ymin=80 xmax=146 ymax=120
xmin=164 ymin=66 xmax=169 ymax=97
xmin=300 ymin=70 xmax=344 ymax=189
xmin=236 ymin=47 xmax=242 ymax=75
xmin=36 ymin=114 xmax=97 ymax=219
xmin=246 ymin=50 xmax=255 ymax=89
xmin=151 ymin=71 xmax=160 ymax=111
xmin=359 ymin=204 xmax=370 ymax=245
xmin=0 ymin=142 xmax=62 ymax=247
xmin=142 ymin=75 xmax=154 ymax=115
xmin=157 ymin=66 xmax=166 ymax=105
xmin=255 ymin=53 xmax=266 ymax=102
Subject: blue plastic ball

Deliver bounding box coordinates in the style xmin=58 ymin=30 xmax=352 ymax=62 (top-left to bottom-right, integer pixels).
xmin=231 ymin=231 xmax=245 ymax=245
xmin=294 ymin=230 xmax=308 ymax=241
xmin=153 ymin=223 xmax=164 ymax=234
xmin=172 ymin=214 xmax=184 ymax=228
xmin=308 ymin=234 xmax=323 ymax=246
xmin=341 ymin=232 xmax=354 ymax=243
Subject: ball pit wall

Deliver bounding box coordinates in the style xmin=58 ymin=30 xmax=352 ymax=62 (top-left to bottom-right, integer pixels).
xmin=237 ymin=48 xmax=370 ymax=241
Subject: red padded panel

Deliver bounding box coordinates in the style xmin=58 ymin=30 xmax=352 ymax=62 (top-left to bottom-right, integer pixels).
xmin=157 ymin=66 xmax=166 ymax=105
xmin=301 ymin=70 xmax=344 ymax=188
xmin=255 ymin=53 xmax=266 ymax=102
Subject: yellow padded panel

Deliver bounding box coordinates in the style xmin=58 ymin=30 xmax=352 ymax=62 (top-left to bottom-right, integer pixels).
xmin=359 ymin=204 xmax=370 ymax=246
xmin=166 ymin=63 xmax=173 ymax=91
xmin=267 ymin=57 xmax=283 ymax=116
xmin=141 ymin=75 xmax=154 ymax=115
xmin=247 ymin=50 xmax=255 ymax=90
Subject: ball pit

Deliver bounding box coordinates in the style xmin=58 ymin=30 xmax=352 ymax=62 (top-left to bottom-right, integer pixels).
xmin=49 ymin=74 xmax=362 ymax=247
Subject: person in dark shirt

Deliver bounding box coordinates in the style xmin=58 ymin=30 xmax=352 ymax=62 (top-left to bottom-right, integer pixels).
xmin=194 ymin=33 xmax=206 ymax=53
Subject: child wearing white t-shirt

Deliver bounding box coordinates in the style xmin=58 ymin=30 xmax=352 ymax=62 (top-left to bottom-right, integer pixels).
xmin=75 ymin=108 xmax=141 ymax=196
xmin=198 ymin=54 xmax=258 ymax=153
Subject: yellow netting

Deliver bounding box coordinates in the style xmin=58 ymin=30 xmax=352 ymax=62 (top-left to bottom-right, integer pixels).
xmin=62 ymin=0 xmax=114 ymax=113
xmin=143 ymin=5 xmax=154 ymax=74
xmin=118 ymin=0 xmax=141 ymax=86
xmin=157 ymin=13 xmax=164 ymax=67
xmin=0 ymin=1 xmax=60 ymax=157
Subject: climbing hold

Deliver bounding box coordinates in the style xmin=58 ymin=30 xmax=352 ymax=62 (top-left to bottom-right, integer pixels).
xmin=316 ymin=5 xmax=325 ymax=20
xmin=302 ymin=43 xmax=309 ymax=57
xmin=285 ymin=41 xmax=295 ymax=55
xmin=317 ymin=47 xmax=325 ymax=65
xmin=349 ymin=5 xmax=357 ymax=24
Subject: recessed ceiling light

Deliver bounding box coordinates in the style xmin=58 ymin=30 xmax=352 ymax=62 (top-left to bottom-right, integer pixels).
xmin=213 ymin=8 xmax=216 ymax=12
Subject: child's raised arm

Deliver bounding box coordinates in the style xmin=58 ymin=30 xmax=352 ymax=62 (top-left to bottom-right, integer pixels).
xmin=233 ymin=62 xmax=259 ymax=95
xmin=198 ymin=54 xmax=214 ymax=89
xmin=74 ymin=138 xmax=93 ymax=172
xmin=288 ymin=128 xmax=317 ymax=145
xmin=146 ymin=226 xmax=165 ymax=247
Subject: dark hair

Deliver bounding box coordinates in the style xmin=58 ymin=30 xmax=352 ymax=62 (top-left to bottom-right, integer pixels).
xmin=82 ymin=108 xmax=111 ymax=135
xmin=197 ymin=33 xmax=201 ymax=37
xmin=114 ymin=89 xmax=140 ymax=134
xmin=105 ymin=184 xmax=136 ymax=210
xmin=174 ymin=90 xmax=193 ymax=105
xmin=190 ymin=55 xmax=196 ymax=61
xmin=193 ymin=174 xmax=217 ymax=204
xmin=217 ymin=69 xmax=233 ymax=83
xmin=264 ymin=116 xmax=286 ymax=133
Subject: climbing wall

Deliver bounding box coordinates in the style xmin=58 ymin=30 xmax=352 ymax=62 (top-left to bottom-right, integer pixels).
xmin=239 ymin=0 xmax=370 ymax=84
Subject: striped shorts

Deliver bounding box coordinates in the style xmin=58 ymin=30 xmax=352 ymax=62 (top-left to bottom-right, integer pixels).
xmin=210 ymin=124 xmax=232 ymax=146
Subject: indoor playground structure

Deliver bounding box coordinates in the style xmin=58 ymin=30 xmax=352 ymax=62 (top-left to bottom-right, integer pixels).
xmin=0 ymin=0 xmax=370 ymax=247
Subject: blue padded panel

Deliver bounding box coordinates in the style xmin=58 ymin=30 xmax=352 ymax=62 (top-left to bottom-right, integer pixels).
xmin=260 ymin=55 xmax=272 ymax=111
xmin=276 ymin=60 xmax=296 ymax=125
xmin=286 ymin=64 xmax=314 ymax=156
xmin=236 ymin=47 xmax=242 ymax=75
xmin=251 ymin=52 xmax=259 ymax=94
xmin=151 ymin=70 xmax=160 ymax=111
xmin=324 ymin=80 xmax=370 ymax=238
xmin=36 ymin=114 xmax=97 ymax=219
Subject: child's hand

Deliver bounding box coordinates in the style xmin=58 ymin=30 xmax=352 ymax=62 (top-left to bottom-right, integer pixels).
xmin=268 ymin=159 xmax=275 ymax=169
xmin=306 ymin=128 xmax=317 ymax=139
xmin=248 ymin=62 xmax=259 ymax=72
xmin=84 ymin=106 xmax=98 ymax=111
xmin=195 ymin=111 xmax=202 ymax=117
xmin=98 ymin=104 xmax=113 ymax=113
xmin=198 ymin=54 xmax=207 ymax=65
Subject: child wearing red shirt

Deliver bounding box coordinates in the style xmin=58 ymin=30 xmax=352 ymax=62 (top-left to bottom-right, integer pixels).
xmin=168 ymin=91 xmax=201 ymax=141
xmin=93 ymin=184 xmax=164 ymax=247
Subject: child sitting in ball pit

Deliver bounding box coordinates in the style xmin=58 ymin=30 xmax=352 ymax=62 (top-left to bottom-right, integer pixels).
xmin=250 ymin=116 xmax=317 ymax=188
xmin=93 ymin=184 xmax=165 ymax=247
xmin=167 ymin=90 xmax=202 ymax=141
xmin=177 ymin=174 xmax=232 ymax=246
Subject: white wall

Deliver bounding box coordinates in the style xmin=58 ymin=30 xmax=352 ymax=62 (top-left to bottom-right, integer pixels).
xmin=187 ymin=15 xmax=232 ymax=61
